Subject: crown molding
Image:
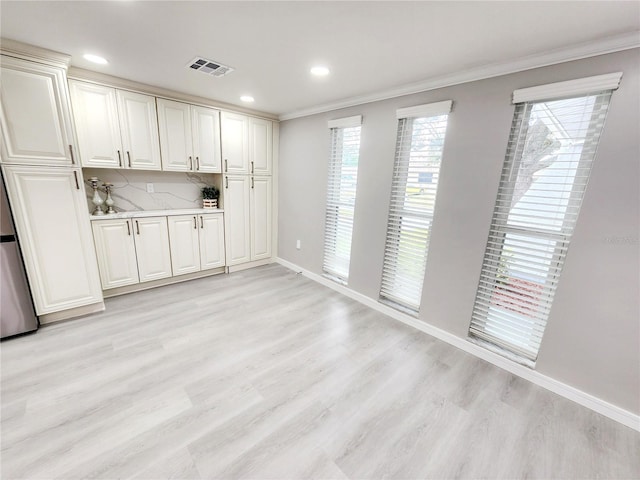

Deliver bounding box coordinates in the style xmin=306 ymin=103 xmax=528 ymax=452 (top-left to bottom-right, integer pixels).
xmin=0 ymin=38 xmax=71 ymax=69
xmin=279 ymin=31 xmax=640 ymax=121
xmin=68 ymin=67 xmax=278 ymax=121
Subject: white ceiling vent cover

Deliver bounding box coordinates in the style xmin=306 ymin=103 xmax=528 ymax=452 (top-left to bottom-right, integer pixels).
xmin=187 ymin=57 xmax=234 ymax=77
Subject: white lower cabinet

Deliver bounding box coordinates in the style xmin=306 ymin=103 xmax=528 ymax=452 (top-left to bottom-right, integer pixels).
xmin=224 ymin=175 xmax=272 ymax=266
xmin=2 ymin=165 xmax=103 ymax=314
xmin=131 ymin=217 xmax=172 ymax=282
xmin=167 ymin=215 xmax=201 ymax=275
xmin=91 ymin=219 xmax=139 ymax=289
xmin=92 ymin=216 xmax=172 ymax=288
xmin=224 ymin=176 xmax=251 ymax=265
xmin=168 ymin=213 xmax=225 ymax=275
xmin=199 ymin=213 xmax=225 ymax=270
xmin=92 ymin=212 xmax=224 ymax=290
xmin=250 ymin=176 xmax=272 ymax=261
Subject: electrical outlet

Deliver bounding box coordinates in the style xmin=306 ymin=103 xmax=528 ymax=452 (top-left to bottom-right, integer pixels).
xmin=296 ymin=239 xmax=301 ymax=250
xmin=146 ymin=183 xmax=154 ymax=193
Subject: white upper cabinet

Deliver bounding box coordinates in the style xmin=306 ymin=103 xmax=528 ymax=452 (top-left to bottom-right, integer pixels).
xmin=0 ymin=56 xmax=76 ymax=166
xmin=91 ymin=218 xmax=139 ymax=289
xmin=157 ymin=99 xmax=193 ymax=172
xmin=249 ymin=117 xmax=272 ymax=175
xmin=221 ymin=111 xmax=249 ymax=174
xmin=2 ymin=165 xmax=103 ymax=314
xmin=157 ymin=100 xmax=221 ymax=173
xmin=250 ymin=176 xmax=272 ymax=260
xmin=192 ymin=106 xmax=221 ymax=173
xmin=69 ymin=80 xmax=123 ymax=168
xmin=116 ymin=90 xmax=162 ymax=170
xmin=69 ymin=82 xmax=161 ymax=170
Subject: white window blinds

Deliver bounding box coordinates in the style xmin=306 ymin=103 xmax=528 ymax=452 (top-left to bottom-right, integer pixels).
xmin=380 ymin=102 xmax=451 ymax=311
xmin=323 ymin=116 xmax=362 ymax=281
xmin=469 ymin=88 xmax=615 ymax=362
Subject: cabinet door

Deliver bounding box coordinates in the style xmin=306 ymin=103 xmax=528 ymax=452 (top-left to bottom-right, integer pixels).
xmin=91 ymin=219 xmax=139 ymax=289
xmin=132 ymin=217 xmax=172 ymax=282
xmin=117 ymin=90 xmax=162 ymax=170
xmin=157 ymin=99 xmax=193 ymax=172
xmin=250 ymin=176 xmax=272 ymax=261
xmin=0 ymin=56 xmax=75 ymax=166
xmin=192 ymin=106 xmax=221 ymax=173
xmin=2 ymin=165 xmax=103 ymax=314
xmin=223 ymin=175 xmax=251 ymax=265
xmin=221 ymin=111 xmax=249 ymax=174
xmin=200 ymin=213 xmax=225 ymax=270
xmin=69 ymin=81 xmax=123 ymax=169
xmin=249 ymin=117 xmax=272 ymax=175
xmin=167 ymin=215 xmax=201 ymax=276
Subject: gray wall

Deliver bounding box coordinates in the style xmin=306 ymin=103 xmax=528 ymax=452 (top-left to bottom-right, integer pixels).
xmin=278 ymin=49 xmax=640 ymax=415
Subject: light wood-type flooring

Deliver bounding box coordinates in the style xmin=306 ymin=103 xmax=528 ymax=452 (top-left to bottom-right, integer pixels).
xmin=1 ymin=264 xmax=638 ymax=479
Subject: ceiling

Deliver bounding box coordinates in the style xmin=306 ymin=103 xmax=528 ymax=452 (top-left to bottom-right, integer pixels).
xmin=1 ymin=1 xmax=638 ymax=118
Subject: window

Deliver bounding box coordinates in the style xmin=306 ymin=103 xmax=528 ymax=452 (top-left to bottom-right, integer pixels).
xmin=469 ymin=73 xmax=622 ymax=363
xmin=380 ymin=101 xmax=452 ymax=312
xmin=323 ymin=115 xmax=362 ymax=282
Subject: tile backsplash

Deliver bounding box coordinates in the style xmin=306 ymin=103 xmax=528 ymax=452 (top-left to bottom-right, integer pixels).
xmin=82 ymin=169 xmax=221 ymax=214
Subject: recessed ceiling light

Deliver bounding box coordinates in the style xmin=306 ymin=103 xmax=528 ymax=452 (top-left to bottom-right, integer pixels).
xmin=240 ymin=95 xmax=255 ymax=103
xmin=310 ymin=66 xmax=330 ymax=76
xmin=83 ymin=54 xmax=108 ymax=65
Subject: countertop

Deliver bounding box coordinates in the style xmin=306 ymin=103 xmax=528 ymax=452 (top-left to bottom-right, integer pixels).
xmin=88 ymin=208 xmax=224 ymax=221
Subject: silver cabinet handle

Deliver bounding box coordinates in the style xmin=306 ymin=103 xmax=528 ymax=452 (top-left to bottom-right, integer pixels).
xmin=193 ymin=216 xmax=197 ymax=229
xmin=126 ymin=221 xmax=131 ymax=236
xmin=135 ymin=220 xmax=140 ymax=235
xmin=69 ymin=145 xmax=75 ymax=164
xmin=200 ymin=216 xmax=204 ymax=229
xmin=224 ymin=159 xmax=228 ymax=172
xmin=196 ymin=156 xmax=200 ymax=171
xmin=251 ymin=177 xmax=254 ymax=189
xmin=189 ymin=156 xmax=193 ymax=170
xmin=251 ymin=161 xmax=254 ymax=174
xmin=117 ymin=150 xmax=122 ymax=167
xmin=73 ymin=171 xmax=80 ymax=190
xmin=225 ymin=176 xmax=228 ymax=189
xmin=127 ymin=151 xmax=132 ymax=168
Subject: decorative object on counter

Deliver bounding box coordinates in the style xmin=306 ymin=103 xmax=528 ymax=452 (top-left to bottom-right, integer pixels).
xmin=88 ymin=177 xmax=105 ymax=216
xmin=103 ymin=182 xmax=116 ymax=214
xmin=201 ymin=185 xmax=219 ymax=209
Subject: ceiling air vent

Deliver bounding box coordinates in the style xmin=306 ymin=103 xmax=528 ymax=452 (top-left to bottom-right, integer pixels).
xmin=187 ymin=57 xmax=234 ymax=77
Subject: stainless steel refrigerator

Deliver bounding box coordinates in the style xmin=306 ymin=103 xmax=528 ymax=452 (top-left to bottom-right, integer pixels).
xmin=0 ymin=178 xmax=38 ymax=338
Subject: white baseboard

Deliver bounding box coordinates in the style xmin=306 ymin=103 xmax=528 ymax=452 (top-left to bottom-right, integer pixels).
xmin=39 ymin=301 xmax=105 ymax=325
xmin=276 ymin=257 xmax=640 ymax=432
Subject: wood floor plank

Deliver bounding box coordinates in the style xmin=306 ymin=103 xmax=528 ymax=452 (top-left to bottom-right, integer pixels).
xmin=1 ymin=264 xmax=638 ymax=479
